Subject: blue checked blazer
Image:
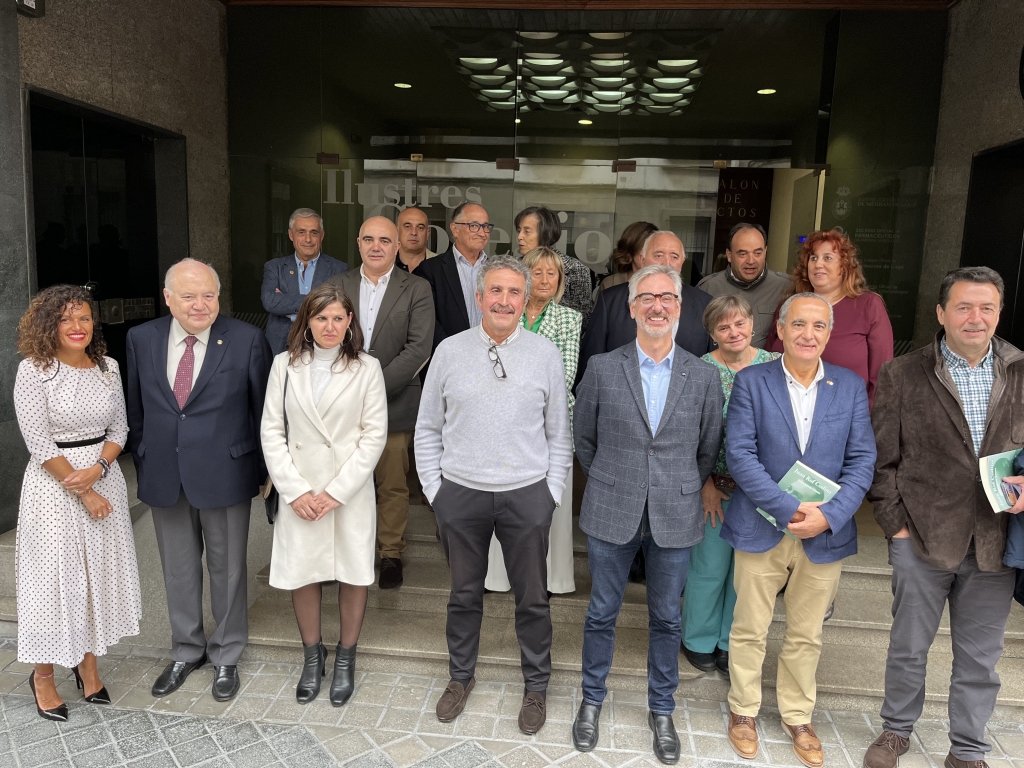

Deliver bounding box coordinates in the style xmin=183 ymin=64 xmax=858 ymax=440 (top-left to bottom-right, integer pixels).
xmin=574 ymin=342 xmax=723 ymax=548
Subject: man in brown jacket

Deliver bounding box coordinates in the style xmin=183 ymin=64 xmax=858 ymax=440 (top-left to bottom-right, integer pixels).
xmin=865 ymin=266 xmax=1024 ymax=768
xmin=329 ymin=216 xmax=435 ymax=590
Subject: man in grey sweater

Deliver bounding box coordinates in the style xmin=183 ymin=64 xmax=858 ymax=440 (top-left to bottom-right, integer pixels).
xmin=415 ymin=254 xmax=573 ymax=736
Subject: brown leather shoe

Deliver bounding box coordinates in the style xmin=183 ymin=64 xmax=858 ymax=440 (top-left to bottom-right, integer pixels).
xmin=435 ymin=677 xmax=475 ymax=722
xmin=863 ymin=731 xmax=909 ymax=768
xmin=728 ymin=712 xmax=759 ymax=759
xmin=518 ymin=690 xmax=546 ymax=734
xmin=784 ymin=722 xmax=824 ymax=768
xmin=944 ymin=754 xmax=990 ymax=768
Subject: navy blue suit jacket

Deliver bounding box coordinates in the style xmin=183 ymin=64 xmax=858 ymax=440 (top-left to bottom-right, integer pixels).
xmin=261 ymin=253 xmax=348 ymax=354
xmin=125 ymin=314 xmax=274 ymax=509
xmin=412 ymin=245 xmax=468 ymax=355
xmin=722 ymin=358 xmax=876 ymax=564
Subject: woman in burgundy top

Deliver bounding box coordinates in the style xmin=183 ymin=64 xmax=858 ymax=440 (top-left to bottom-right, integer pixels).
xmin=766 ymin=229 xmax=893 ymax=407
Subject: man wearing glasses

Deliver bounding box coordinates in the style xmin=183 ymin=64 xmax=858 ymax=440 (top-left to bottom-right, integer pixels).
xmin=415 ymin=254 xmax=572 ymax=736
xmin=414 ymin=201 xmax=495 ymax=356
xmin=572 ymin=264 xmax=724 ymax=764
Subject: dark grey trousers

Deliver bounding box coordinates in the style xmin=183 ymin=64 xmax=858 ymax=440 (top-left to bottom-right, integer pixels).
xmin=433 ymin=478 xmax=556 ymax=691
xmin=151 ymin=487 xmax=252 ymax=666
xmin=881 ymin=538 xmax=1015 ymax=760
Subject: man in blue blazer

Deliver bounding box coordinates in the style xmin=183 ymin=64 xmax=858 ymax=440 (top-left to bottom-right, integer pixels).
xmin=722 ymin=293 xmax=875 ymax=767
xmin=261 ymin=207 xmax=348 ymax=354
xmin=126 ymin=259 xmax=273 ymax=702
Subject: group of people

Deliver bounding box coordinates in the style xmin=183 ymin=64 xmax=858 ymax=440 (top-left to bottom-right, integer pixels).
xmin=11 ymin=200 xmax=1024 ymax=768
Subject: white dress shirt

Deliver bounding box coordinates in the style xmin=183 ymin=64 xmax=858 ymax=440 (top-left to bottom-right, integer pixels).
xmin=359 ymin=265 xmax=394 ymax=351
xmin=454 ymin=246 xmax=487 ymax=328
xmin=781 ymin=356 xmax=825 ymax=453
xmin=166 ymin=319 xmax=212 ymax=389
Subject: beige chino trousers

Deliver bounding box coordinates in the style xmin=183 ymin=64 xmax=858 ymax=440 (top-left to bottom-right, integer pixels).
xmin=375 ymin=430 xmax=412 ymax=559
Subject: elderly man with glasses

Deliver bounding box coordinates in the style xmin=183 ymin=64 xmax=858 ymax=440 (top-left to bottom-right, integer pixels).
xmin=571 ymin=264 xmax=724 ymax=764
xmin=415 ymin=254 xmax=573 ymax=736
xmin=414 ymin=201 xmax=496 ymax=359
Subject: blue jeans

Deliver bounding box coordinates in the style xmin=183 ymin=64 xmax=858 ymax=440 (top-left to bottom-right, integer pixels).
xmin=582 ymin=512 xmax=691 ymax=714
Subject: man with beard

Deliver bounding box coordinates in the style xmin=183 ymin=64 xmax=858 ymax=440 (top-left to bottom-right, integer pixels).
xmin=571 ymin=264 xmax=724 ymax=764
xmin=415 ymin=254 xmax=572 ymax=735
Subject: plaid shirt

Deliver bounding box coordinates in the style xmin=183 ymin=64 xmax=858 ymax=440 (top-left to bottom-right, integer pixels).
xmin=940 ymin=337 xmax=994 ymax=456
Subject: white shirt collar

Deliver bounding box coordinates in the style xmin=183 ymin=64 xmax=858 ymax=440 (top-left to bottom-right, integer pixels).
xmin=781 ymin=356 xmax=825 ymax=389
xmin=359 ymin=264 xmax=394 ymax=287
xmin=171 ymin=318 xmax=212 ymax=347
xmin=479 ymin=323 xmax=521 ymax=347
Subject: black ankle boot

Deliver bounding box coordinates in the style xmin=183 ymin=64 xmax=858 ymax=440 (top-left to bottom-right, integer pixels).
xmin=330 ymin=643 xmax=356 ymax=707
xmin=296 ymin=641 xmax=326 ymax=704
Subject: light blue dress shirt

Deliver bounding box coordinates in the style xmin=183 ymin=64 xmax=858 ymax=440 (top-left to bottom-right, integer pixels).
xmin=453 ymin=246 xmax=487 ymax=328
xmin=637 ymin=340 xmax=675 ymax=435
xmin=289 ymin=252 xmax=320 ymax=321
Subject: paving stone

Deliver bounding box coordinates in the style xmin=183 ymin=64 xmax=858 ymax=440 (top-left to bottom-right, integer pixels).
xmin=227 ymin=741 xmax=281 ymax=768
xmin=346 ymin=749 xmax=399 ymax=768
xmin=71 ymin=746 xmax=122 ymax=768
xmin=215 ymin=722 xmax=264 ymax=753
xmin=117 ymin=729 xmax=166 ymax=761
xmin=19 ymin=737 xmax=68 ymax=768
xmin=64 ymin=723 xmax=114 ymax=753
xmin=323 ymin=729 xmax=376 ymax=762
xmin=383 ymin=735 xmax=434 ymax=767
xmin=171 ymin=733 xmax=223 ymax=766
xmin=284 ymin=744 xmax=339 ymax=768
xmin=501 ymin=744 xmax=552 ymax=768
xmin=127 ymin=752 xmax=176 ymax=768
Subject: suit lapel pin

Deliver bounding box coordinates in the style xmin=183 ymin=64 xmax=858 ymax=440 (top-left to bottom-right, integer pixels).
xmin=289 ymin=270 xmax=295 ymax=275
xmin=217 ymin=339 xmax=223 ymax=345
xmin=826 ymin=380 xmax=833 ymax=385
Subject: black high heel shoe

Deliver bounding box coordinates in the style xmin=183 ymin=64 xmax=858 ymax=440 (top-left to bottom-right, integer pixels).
xmin=73 ymin=665 xmax=111 ymax=704
xmin=29 ymin=671 xmax=68 ymax=722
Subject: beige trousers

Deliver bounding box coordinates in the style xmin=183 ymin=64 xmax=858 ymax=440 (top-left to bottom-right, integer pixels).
xmin=375 ymin=430 xmax=412 ymax=558
xmin=727 ymin=535 xmax=843 ymax=724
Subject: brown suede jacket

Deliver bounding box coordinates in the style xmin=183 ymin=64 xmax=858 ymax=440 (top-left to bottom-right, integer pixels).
xmin=869 ymin=332 xmax=1024 ymax=572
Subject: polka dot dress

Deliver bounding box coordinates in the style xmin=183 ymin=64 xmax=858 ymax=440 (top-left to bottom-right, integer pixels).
xmin=13 ymin=357 xmax=142 ymax=667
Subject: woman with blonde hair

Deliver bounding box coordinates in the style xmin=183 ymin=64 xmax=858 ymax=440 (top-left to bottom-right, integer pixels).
xmin=13 ymin=284 xmax=142 ymax=721
xmin=485 ymin=246 xmax=582 ymax=595
xmin=261 ymin=282 xmax=387 ymax=706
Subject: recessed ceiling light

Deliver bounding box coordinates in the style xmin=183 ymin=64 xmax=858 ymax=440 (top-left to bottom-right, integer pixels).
xmin=394 ymin=83 xmax=412 ymax=89
xmin=579 ymin=119 xmax=593 ymax=125
xmin=757 ymin=88 xmax=777 ymax=95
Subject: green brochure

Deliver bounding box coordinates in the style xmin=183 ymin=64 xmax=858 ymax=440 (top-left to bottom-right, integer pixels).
xmin=756 ymin=460 xmax=841 ymax=541
xmin=979 ymin=448 xmax=1023 ymax=513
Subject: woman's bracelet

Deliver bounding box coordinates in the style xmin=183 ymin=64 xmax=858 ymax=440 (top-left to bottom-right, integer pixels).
xmin=97 ymin=458 xmax=109 ymax=479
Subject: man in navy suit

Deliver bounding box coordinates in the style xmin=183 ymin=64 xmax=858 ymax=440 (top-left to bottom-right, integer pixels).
xmin=126 ymin=259 xmax=273 ymax=702
xmin=261 ymin=207 xmax=348 ymax=354
xmin=721 ymin=293 xmax=875 ymax=767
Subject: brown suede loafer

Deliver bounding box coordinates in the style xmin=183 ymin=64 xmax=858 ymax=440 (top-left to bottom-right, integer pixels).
xmin=784 ymin=722 xmax=824 ymax=768
xmin=863 ymin=731 xmax=910 ymax=768
xmin=728 ymin=712 xmax=759 ymax=759
xmin=944 ymin=753 xmax=990 ymax=768
xmin=435 ymin=677 xmax=475 ymax=722
xmin=518 ymin=690 xmax=546 ymax=734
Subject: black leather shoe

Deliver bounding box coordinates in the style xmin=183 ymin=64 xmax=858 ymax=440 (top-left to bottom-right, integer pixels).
xmin=572 ymin=702 xmax=601 ymax=752
xmin=648 ymin=711 xmax=681 ymax=765
xmin=330 ymin=644 xmax=356 ymax=707
xmin=297 ymin=641 xmax=326 ymax=704
xmin=714 ymin=647 xmax=730 ymax=677
xmin=212 ymin=665 xmax=240 ymax=702
xmin=151 ymin=654 xmax=207 ymax=698
xmin=823 ymin=601 xmax=835 ymax=622
xmin=73 ymin=665 xmax=111 ymax=704
xmin=379 ymin=557 xmax=404 ymax=590
xmin=29 ymin=672 xmax=68 ymax=722
xmin=681 ymin=644 xmax=716 ymax=673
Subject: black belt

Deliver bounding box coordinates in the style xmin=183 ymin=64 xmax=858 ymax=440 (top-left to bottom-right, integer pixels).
xmin=56 ymin=436 xmax=106 ymax=449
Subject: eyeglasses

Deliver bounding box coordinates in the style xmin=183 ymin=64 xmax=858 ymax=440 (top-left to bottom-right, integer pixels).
xmin=633 ymin=292 xmax=680 ymax=308
xmin=453 ymin=220 xmax=495 ymax=233
xmin=487 ymin=344 xmax=507 ymax=379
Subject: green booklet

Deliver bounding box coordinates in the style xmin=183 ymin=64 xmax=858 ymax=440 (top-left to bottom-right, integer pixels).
xmin=979 ymin=448 xmax=1023 ymax=513
xmin=756 ymin=460 xmax=841 ymax=540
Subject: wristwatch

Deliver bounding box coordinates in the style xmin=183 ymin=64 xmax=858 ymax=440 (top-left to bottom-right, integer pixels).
xmin=97 ymin=458 xmax=110 ymax=479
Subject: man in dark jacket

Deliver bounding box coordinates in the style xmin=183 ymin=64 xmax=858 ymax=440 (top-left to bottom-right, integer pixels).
xmin=865 ymin=266 xmax=1024 ymax=768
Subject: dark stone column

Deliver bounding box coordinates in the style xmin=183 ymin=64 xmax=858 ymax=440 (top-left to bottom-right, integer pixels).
xmin=0 ymin=4 xmax=31 ymax=534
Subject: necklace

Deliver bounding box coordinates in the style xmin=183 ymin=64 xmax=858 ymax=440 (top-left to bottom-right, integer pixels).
xmin=526 ymin=301 xmax=548 ymax=326
xmin=717 ymin=347 xmax=756 ymax=372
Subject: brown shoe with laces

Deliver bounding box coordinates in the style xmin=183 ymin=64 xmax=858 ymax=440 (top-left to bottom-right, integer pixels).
xmin=863 ymin=731 xmax=910 ymax=768
xmin=435 ymin=677 xmax=475 ymax=722
xmin=518 ymin=690 xmax=546 ymax=734
xmin=784 ymin=722 xmax=824 ymax=768
xmin=728 ymin=712 xmax=759 ymax=759
xmin=944 ymin=754 xmax=989 ymax=768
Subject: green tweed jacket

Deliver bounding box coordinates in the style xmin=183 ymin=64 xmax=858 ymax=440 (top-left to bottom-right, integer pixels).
xmin=520 ymin=301 xmax=582 ymax=423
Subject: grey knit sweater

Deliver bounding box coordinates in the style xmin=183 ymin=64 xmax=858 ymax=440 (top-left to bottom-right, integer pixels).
xmin=414 ymin=325 xmax=573 ymax=504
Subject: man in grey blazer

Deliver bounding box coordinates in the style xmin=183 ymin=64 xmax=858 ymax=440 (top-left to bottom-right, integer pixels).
xmin=572 ymin=264 xmax=723 ymax=764
xmin=328 ymin=216 xmax=434 ymax=589
xmin=261 ymin=207 xmax=349 ymax=354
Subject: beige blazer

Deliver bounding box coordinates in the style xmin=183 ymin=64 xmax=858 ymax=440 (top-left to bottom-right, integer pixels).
xmin=261 ymin=350 xmax=388 ymax=588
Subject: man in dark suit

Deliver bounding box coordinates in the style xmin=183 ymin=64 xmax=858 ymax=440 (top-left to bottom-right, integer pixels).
xmin=413 ymin=201 xmax=493 ymax=355
xmin=577 ymin=231 xmax=713 ymax=392
xmin=572 ymin=264 xmax=723 ymax=762
xmin=126 ymin=258 xmax=273 ymax=702
xmin=328 ymin=216 xmax=434 ymax=590
xmin=261 ymin=207 xmax=348 ymax=354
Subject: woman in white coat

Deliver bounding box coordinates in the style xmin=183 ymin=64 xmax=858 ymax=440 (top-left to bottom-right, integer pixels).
xmin=261 ymin=282 xmax=387 ymax=707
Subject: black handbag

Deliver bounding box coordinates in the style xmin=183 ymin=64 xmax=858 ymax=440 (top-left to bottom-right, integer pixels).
xmin=262 ymin=373 xmax=289 ymax=524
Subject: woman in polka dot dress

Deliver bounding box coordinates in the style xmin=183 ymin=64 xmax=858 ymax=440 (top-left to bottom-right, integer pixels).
xmin=13 ymin=285 xmax=142 ymax=721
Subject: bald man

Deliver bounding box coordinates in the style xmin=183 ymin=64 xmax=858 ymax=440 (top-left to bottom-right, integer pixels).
xmin=396 ymin=206 xmax=436 ymax=273
xmin=328 ymin=217 xmax=435 ymax=589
